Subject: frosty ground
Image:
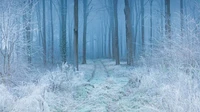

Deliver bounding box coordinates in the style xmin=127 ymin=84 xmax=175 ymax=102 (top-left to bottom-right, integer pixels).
xmin=1 ymin=59 xmax=200 ymax=112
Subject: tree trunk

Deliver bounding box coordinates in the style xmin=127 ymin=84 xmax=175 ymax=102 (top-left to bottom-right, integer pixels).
xmin=74 ymin=0 xmax=79 ymax=70
xmin=150 ymin=0 xmax=153 ymax=51
xmin=82 ymin=0 xmax=88 ymax=64
xmin=180 ymin=0 xmax=184 ymax=37
xmin=141 ymin=0 xmax=145 ymax=47
xmin=165 ymin=0 xmax=171 ymax=38
xmin=24 ymin=0 xmax=33 ymax=64
xmin=113 ymin=0 xmax=120 ymax=65
xmin=61 ymin=0 xmax=67 ymax=63
xmin=124 ymin=0 xmax=133 ymax=65
xmin=42 ymin=0 xmax=46 ymax=65
xmin=161 ymin=0 xmax=164 ymax=37
xmin=50 ymin=0 xmax=54 ymax=64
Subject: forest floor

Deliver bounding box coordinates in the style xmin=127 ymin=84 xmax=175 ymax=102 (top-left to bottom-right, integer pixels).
xmin=80 ymin=59 xmax=129 ymax=84
xmin=1 ymin=59 xmax=200 ymax=112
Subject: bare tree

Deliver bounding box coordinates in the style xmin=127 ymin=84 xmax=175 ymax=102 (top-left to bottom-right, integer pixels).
xmin=50 ymin=0 xmax=54 ymax=64
xmin=124 ymin=0 xmax=133 ymax=65
xmin=0 ymin=0 xmax=34 ymax=77
xmin=180 ymin=0 xmax=184 ymax=37
xmin=141 ymin=0 xmax=145 ymax=47
xmin=150 ymin=0 xmax=153 ymax=45
xmin=165 ymin=0 xmax=171 ymax=38
xmin=113 ymin=0 xmax=120 ymax=65
xmin=23 ymin=0 xmax=33 ymax=64
xmin=74 ymin=0 xmax=79 ymax=70
xmin=82 ymin=0 xmax=92 ymax=64
xmin=60 ymin=0 xmax=67 ymax=63
xmin=42 ymin=0 xmax=47 ymax=65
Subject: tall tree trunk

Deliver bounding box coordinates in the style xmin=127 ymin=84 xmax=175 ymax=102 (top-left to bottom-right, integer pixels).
xmin=61 ymin=0 xmax=67 ymax=63
xmin=150 ymin=1 xmax=153 ymax=40
xmin=124 ymin=0 xmax=133 ymax=65
xmin=50 ymin=0 xmax=54 ymax=64
xmin=23 ymin=0 xmax=33 ymax=64
xmin=113 ymin=0 xmax=120 ymax=65
xmin=141 ymin=0 xmax=145 ymax=47
xmin=108 ymin=19 xmax=113 ymax=58
xmin=42 ymin=0 xmax=47 ymax=65
xmin=150 ymin=0 xmax=153 ymax=51
xmin=165 ymin=0 xmax=171 ymax=38
xmin=161 ymin=0 xmax=164 ymax=37
xmin=82 ymin=0 xmax=88 ymax=64
xmin=74 ymin=0 xmax=79 ymax=70
xmin=180 ymin=0 xmax=184 ymax=37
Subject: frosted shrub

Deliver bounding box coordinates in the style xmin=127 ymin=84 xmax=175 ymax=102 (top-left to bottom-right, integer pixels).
xmin=136 ymin=16 xmax=200 ymax=112
xmin=37 ymin=63 xmax=88 ymax=111
xmin=45 ymin=63 xmax=84 ymax=92
xmin=145 ymin=17 xmax=200 ymax=74
xmin=0 ymin=84 xmax=15 ymax=112
xmin=11 ymin=85 xmax=50 ymax=112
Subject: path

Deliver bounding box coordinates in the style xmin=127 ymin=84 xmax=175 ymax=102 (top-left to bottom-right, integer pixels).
xmin=79 ymin=59 xmax=129 ymax=85
xmin=88 ymin=60 xmax=109 ymax=84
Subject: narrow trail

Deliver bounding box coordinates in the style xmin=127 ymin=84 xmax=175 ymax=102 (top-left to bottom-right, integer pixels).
xmin=89 ymin=60 xmax=109 ymax=84
xmin=87 ymin=60 xmax=96 ymax=82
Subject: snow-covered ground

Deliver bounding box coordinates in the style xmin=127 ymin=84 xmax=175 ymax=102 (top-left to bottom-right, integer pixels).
xmin=0 ymin=59 xmax=200 ymax=112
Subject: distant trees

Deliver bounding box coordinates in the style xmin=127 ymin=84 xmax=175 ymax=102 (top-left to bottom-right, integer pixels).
xmin=0 ymin=0 xmax=196 ymax=76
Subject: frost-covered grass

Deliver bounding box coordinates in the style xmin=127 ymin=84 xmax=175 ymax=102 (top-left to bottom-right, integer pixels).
xmin=0 ymin=58 xmax=200 ymax=112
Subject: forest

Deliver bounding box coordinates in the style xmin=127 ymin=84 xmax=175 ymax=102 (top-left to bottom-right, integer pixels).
xmin=0 ymin=0 xmax=200 ymax=111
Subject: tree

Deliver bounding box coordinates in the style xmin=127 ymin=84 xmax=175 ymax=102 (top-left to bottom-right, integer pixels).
xmin=50 ymin=0 xmax=54 ymax=64
xmin=74 ymin=0 xmax=79 ymax=70
xmin=180 ymin=0 xmax=184 ymax=37
xmin=42 ymin=0 xmax=47 ymax=65
xmin=113 ymin=0 xmax=120 ymax=65
xmin=104 ymin=0 xmax=114 ymax=58
xmin=150 ymin=0 xmax=153 ymax=45
xmin=0 ymin=0 xmax=34 ymax=77
xmin=160 ymin=0 xmax=164 ymax=37
xmin=165 ymin=0 xmax=171 ymax=38
xmin=141 ymin=0 xmax=145 ymax=47
xmin=23 ymin=0 xmax=33 ymax=64
xmin=82 ymin=0 xmax=92 ymax=64
xmin=124 ymin=0 xmax=133 ymax=65
xmin=60 ymin=0 xmax=67 ymax=63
